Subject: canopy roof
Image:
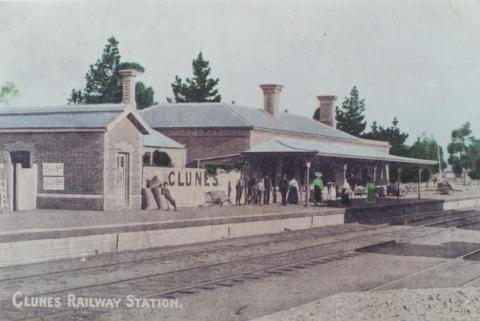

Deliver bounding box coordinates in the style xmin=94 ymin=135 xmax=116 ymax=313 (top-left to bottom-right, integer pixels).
xmin=242 ymin=138 xmax=438 ymax=165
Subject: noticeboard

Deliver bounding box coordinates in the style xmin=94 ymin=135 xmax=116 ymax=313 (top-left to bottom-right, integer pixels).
xmin=43 ymin=163 xmax=64 ymax=177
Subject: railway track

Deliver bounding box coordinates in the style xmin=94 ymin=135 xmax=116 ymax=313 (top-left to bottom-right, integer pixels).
xmin=3 ymin=209 xmax=480 ymax=321
xmin=367 ymin=247 xmax=480 ymax=291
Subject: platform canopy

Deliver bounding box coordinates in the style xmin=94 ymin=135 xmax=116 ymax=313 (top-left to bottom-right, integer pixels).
xmin=241 ymin=138 xmax=438 ymax=165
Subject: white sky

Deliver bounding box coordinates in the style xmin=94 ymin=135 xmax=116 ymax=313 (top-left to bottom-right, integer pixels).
xmin=1 ymin=0 xmax=480 ymax=150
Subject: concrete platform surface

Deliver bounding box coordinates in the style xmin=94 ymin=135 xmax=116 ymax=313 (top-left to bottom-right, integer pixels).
xmin=0 ymin=204 xmax=342 ymax=235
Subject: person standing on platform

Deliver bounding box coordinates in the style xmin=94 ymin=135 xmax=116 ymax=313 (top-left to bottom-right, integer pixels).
xmin=313 ymin=172 xmax=324 ymax=206
xmin=247 ymin=176 xmax=256 ymax=205
xmin=263 ymin=175 xmax=272 ymax=205
xmin=235 ymin=176 xmax=244 ymax=205
xmin=279 ymin=174 xmax=289 ymax=206
xmin=162 ymin=182 xmax=178 ymax=211
xmin=341 ymin=181 xmax=351 ymax=205
xmin=256 ymin=178 xmax=265 ymax=206
xmin=366 ymin=177 xmax=376 ymax=204
xmin=287 ymin=177 xmax=299 ymax=205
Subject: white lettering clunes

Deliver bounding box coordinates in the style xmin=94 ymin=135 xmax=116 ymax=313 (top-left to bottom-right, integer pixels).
xmin=12 ymin=292 xmax=62 ymax=309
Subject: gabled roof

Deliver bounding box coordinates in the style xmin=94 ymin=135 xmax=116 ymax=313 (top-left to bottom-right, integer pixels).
xmin=0 ymin=104 xmax=185 ymax=149
xmin=242 ymin=138 xmax=438 ymax=165
xmin=139 ymin=103 xmax=360 ymax=141
xmin=0 ymin=104 xmax=126 ymax=130
xmin=142 ymin=125 xmax=185 ymax=149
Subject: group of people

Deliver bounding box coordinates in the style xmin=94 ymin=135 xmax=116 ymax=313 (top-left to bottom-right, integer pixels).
xmin=234 ymin=174 xmax=305 ymax=206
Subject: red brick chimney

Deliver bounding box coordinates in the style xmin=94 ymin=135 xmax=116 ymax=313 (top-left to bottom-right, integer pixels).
xmin=119 ymin=69 xmax=139 ymax=109
xmin=260 ymin=84 xmax=283 ymax=118
xmin=316 ymin=95 xmax=337 ymax=128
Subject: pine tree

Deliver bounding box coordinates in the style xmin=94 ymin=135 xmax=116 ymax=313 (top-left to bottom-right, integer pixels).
xmin=335 ymin=86 xmax=367 ymax=136
xmin=168 ymin=52 xmax=221 ymax=103
xmin=68 ymin=37 xmax=155 ymax=110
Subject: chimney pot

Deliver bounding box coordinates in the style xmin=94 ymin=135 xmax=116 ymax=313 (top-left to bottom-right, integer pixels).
xmin=260 ymin=84 xmax=283 ymax=118
xmin=119 ymin=69 xmax=139 ymax=108
xmin=316 ymin=95 xmax=337 ymax=128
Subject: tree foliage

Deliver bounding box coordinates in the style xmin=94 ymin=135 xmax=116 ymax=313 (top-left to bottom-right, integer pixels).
xmin=0 ymin=82 xmax=19 ymax=104
xmin=447 ymin=122 xmax=474 ymax=176
xmin=466 ymin=139 xmax=480 ymax=179
xmin=68 ymin=37 xmax=155 ymax=110
xmin=408 ymin=134 xmax=446 ymax=181
xmin=363 ymin=118 xmax=410 ymax=156
xmin=168 ymin=52 xmax=221 ymax=103
xmin=152 ymin=150 xmax=172 ymax=167
xmin=312 ymin=107 xmax=321 ymax=121
xmin=335 ymin=86 xmax=367 ymax=136
xmin=362 ymin=118 xmax=410 ymax=181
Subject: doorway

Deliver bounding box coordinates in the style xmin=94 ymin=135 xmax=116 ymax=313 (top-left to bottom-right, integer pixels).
xmin=10 ymin=151 xmax=31 ymax=211
xmin=116 ymin=153 xmax=130 ymax=207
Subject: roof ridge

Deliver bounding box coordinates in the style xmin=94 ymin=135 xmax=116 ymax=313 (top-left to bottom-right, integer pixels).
xmin=0 ymin=109 xmax=122 ymax=117
xmin=273 ymin=138 xmax=315 ymax=152
xmin=139 ymin=102 xmax=227 ymax=113
xmin=0 ymin=104 xmax=125 ymax=116
xmin=223 ymin=103 xmax=255 ymax=127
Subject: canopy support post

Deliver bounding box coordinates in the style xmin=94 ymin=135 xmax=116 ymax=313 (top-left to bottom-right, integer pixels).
xmin=418 ymin=167 xmax=422 ymax=199
xmin=397 ymin=167 xmax=402 ymax=199
xmin=305 ymin=160 xmax=311 ymax=207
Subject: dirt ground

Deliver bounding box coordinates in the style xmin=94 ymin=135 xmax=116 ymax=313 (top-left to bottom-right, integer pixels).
xmin=252 ymin=287 xmax=480 ymax=321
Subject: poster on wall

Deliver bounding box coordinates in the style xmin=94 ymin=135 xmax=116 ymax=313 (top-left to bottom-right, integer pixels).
xmin=42 ymin=163 xmax=64 ymax=176
xmin=43 ymin=176 xmax=64 ymax=191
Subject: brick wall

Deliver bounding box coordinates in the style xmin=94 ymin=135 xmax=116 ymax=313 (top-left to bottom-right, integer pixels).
xmin=104 ymin=117 xmax=143 ymax=210
xmin=155 ymin=128 xmax=251 ymax=164
xmin=0 ymin=132 xmax=105 ymax=210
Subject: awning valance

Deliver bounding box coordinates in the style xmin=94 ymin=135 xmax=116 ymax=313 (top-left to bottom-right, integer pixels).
xmin=241 ymin=138 xmax=437 ymax=165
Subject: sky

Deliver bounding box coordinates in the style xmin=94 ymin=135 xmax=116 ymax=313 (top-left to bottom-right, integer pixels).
xmin=0 ymin=0 xmax=479 ymax=150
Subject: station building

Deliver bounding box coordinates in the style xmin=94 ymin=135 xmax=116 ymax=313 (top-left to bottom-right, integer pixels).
xmin=140 ymin=85 xmax=436 ymax=188
xmin=0 ymin=71 xmax=436 ymax=212
xmin=0 ymin=70 xmax=185 ymax=211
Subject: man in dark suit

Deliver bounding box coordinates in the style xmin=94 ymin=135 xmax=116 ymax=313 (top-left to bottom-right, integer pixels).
xmin=263 ymin=175 xmax=272 ymax=205
xmin=279 ymin=174 xmax=289 ymax=206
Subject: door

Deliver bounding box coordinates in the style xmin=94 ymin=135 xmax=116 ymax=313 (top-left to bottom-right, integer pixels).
xmin=116 ymin=153 xmax=129 ymax=206
xmin=10 ymin=151 xmax=32 ymax=211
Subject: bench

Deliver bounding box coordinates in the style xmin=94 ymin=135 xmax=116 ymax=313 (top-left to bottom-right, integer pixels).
xmin=199 ymin=190 xmax=233 ymax=207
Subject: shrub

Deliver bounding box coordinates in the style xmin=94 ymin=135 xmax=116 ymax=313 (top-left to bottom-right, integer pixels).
xmin=152 ymin=150 xmax=172 ymax=167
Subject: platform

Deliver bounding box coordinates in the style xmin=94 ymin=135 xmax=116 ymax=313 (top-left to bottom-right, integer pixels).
xmin=0 ymin=205 xmax=344 ymax=267
xmin=0 ymin=191 xmax=479 ymax=268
